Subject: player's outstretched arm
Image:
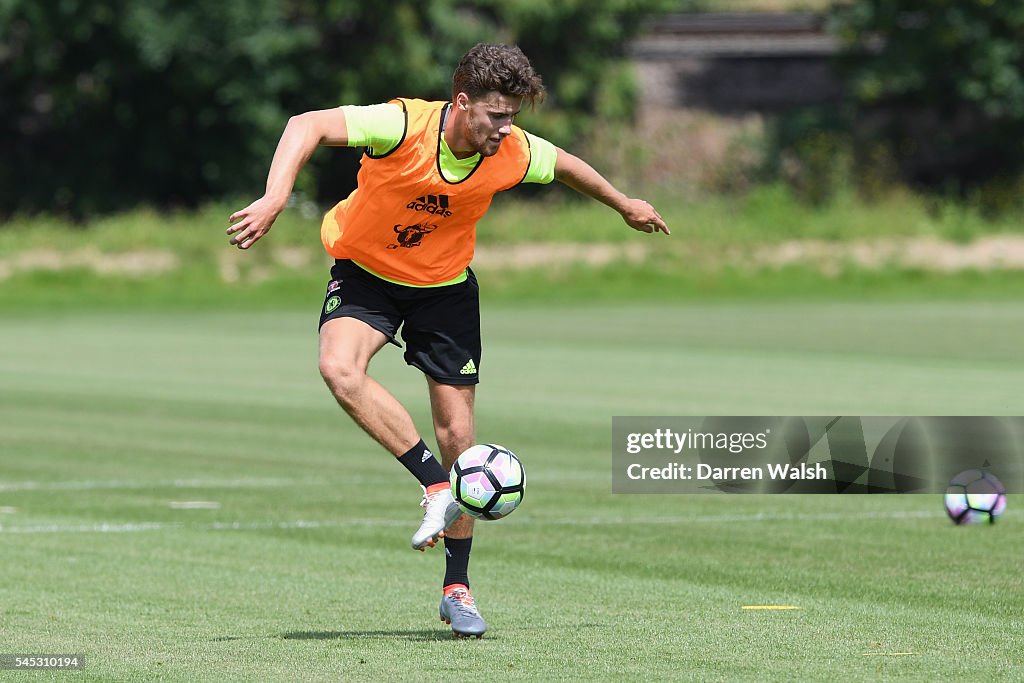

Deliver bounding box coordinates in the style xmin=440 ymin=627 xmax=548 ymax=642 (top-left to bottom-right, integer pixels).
xmin=553 ymin=148 xmax=670 ymax=235
xmin=226 ymin=108 xmax=349 ymax=249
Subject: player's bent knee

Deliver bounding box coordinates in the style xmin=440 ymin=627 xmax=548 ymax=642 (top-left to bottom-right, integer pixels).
xmin=318 ymin=353 xmax=366 ymax=399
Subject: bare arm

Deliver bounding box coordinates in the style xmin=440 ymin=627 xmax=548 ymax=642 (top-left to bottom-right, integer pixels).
xmin=226 ymin=108 xmax=349 ymax=249
xmin=554 ymin=148 xmax=669 ymax=235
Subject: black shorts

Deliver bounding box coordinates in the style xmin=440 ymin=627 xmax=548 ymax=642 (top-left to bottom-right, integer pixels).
xmin=318 ymin=260 xmax=481 ymax=385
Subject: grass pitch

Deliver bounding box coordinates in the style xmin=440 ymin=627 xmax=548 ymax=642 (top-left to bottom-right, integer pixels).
xmin=1 ymin=302 xmax=1022 ymax=681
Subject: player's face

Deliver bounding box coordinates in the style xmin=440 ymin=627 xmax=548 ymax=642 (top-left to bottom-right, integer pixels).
xmin=457 ymin=92 xmax=522 ymax=157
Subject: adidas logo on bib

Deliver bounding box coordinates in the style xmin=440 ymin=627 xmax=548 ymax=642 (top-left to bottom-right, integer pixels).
xmin=460 ymin=359 xmax=477 ymax=375
xmin=407 ymin=194 xmax=453 ymax=217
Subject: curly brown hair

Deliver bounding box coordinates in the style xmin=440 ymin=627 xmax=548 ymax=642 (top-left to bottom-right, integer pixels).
xmin=452 ymin=43 xmax=545 ymax=107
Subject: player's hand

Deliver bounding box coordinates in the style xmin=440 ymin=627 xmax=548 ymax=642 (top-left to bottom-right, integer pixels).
xmin=621 ymin=198 xmax=670 ymax=235
xmin=226 ymin=195 xmax=285 ymax=249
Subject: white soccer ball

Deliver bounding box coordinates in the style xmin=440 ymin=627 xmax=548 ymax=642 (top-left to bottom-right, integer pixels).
xmin=449 ymin=444 xmax=526 ymax=520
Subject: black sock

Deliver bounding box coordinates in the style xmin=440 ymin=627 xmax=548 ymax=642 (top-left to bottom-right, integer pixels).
xmin=443 ymin=536 xmax=472 ymax=589
xmin=397 ymin=440 xmax=449 ymax=488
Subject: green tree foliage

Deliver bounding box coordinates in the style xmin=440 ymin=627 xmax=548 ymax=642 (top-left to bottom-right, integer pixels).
xmin=830 ymin=0 xmax=1024 ymax=200
xmin=0 ymin=0 xmax=665 ymax=218
xmin=0 ymin=1 xmax=318 ymax=216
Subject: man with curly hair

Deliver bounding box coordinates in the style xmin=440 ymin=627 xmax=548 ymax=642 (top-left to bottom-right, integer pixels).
xmin=228 ymin=43 xmax=668 ymax=638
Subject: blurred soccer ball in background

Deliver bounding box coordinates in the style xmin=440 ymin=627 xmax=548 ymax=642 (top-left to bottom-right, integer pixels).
xmin=944 ymin=469 xmax=1006 ymax=525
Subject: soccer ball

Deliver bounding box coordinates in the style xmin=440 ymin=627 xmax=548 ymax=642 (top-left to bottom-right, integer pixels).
xmin=944 ymin=469 xmax=1007 ymax=525
xmin=449 ymin=444 xmax=525 ymax=520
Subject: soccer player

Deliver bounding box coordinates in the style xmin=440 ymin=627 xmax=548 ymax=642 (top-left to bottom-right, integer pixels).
xmin=227 ymin=43 xmax=668 ymax=637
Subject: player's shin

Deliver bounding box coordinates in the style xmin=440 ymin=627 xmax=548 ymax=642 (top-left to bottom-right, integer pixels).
xmin=443 ymin=535 xmax=473 ymax=589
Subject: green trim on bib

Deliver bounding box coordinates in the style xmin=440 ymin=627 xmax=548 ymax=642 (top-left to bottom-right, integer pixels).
xmin=352 ymin=260 xmax=468 ymax=288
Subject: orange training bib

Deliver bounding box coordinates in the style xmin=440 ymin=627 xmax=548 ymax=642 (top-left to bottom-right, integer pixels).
xmin=320 ymin=98 xmax=532 ymax=286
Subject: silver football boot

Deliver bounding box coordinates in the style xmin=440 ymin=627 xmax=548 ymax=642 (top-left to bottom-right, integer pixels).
xmin=439 ymin=585 xmax=487 ymax=638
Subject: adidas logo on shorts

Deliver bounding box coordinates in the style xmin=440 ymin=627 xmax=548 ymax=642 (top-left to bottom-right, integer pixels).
xmin=407 ymin=194 xmax=453 ymax=217
xmin=460 ymin=359 xmax=477 ymax=375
